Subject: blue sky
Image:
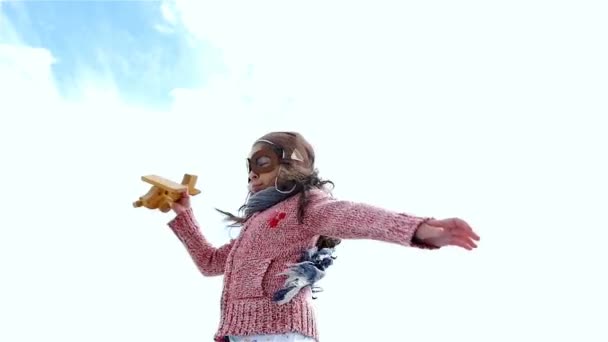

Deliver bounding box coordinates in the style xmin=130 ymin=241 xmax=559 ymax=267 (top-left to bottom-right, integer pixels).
xmin=1 ymin=0 xmax=221 ymax=109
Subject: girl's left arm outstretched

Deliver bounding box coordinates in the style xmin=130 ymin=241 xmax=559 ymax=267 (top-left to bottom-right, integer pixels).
xmin=305 ymin=191 xmax=479 ymax=250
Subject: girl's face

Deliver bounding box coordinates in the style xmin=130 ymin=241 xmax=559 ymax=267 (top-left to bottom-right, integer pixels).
xmin=247 ymin=143 xmax=281 ymax=193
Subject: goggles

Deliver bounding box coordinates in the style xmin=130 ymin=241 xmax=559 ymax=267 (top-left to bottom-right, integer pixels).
xmin=246 ymin=146 xmax=284 ymax=175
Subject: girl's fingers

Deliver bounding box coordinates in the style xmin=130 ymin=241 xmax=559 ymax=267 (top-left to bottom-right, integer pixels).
xmin=178 ymin=191 xmax=191 ymax=205
xmin=450 ymin=236 xmax=478 ymax=250
xmin=451 ymin=230 xmax=478 ymax=242
xmin=451 ymin=232 xmax=475 ymax=244
xmin=451 ymin=224 xmax=480 ymax=241
xmin=458 ymin=220 xmax=480 ymax=241
xmin=449 ymin=239 xmax=473 ymax=250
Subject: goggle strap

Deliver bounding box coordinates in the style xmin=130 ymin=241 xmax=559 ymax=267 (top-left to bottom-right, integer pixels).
xmin=255 ymin=139 xmax=275 ymax=145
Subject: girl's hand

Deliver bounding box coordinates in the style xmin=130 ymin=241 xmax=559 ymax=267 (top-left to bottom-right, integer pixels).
xmin=171 ymin=189 xmax=191 ymax=215
xmin=414 ymin=218 xmax=480 ymax=250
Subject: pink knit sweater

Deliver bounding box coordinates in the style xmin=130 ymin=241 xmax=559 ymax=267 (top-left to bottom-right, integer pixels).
xmin=167 ymin=189 xmax=434 ymax=341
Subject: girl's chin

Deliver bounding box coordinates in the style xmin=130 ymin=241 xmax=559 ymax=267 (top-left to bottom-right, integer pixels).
xmin=249 ymin=185 xmax=265 ymax=193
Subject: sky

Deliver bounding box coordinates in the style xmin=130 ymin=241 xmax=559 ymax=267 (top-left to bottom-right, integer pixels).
xmin=1 ymin=1 xmax=607 ymax=341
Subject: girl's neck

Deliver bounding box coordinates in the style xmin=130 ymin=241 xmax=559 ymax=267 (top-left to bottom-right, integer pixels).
xmin=243 ymin=187 xmax=297 ymax=218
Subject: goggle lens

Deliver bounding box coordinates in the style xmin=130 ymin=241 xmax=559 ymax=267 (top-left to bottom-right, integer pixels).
xmin=247 ymin=148 xmax=280 ymax=174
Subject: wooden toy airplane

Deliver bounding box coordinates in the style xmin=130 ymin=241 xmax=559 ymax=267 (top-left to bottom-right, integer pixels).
xmin=133 ymin=173 xmax=201 ymax=213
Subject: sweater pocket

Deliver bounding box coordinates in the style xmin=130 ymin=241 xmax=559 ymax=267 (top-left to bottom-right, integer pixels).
xmin=231 ymin=258 xmax=272 ymax=299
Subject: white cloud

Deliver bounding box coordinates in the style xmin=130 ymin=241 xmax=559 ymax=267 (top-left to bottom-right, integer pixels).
xmin=156 ymin=0 xmax=179 ymax=34
xmin=0 ymin=44 xmax=59 ymax=106
xmin=169 ymin=1 xmax=329 ymax=109
xmin=160 ymin=0 xmax=178 ymax=26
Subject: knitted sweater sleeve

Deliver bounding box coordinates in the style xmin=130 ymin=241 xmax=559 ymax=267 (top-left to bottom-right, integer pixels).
xmin=305 ymin=191 xmax=438 ymax=249
xmin=167 ymin=208 xmax=234 ymax=276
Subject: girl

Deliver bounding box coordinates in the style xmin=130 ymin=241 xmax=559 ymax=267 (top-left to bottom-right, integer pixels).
xmin=166 ymin=131 xmax=480 ymax=342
